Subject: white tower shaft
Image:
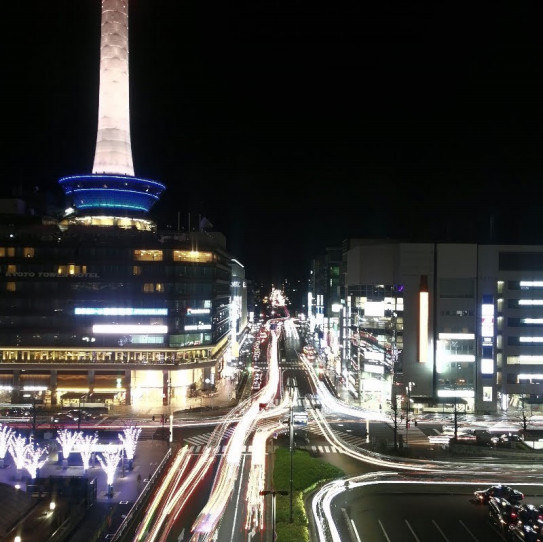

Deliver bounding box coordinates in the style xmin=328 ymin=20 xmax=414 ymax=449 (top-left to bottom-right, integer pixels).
xmin=92 ymin=0 xmax=134 ymax=176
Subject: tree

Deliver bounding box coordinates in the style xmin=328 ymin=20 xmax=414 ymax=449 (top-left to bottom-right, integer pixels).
xmin=388 ymin=395 xmax=401 ymax=450
xmin=97 ymin=444 xmax=122 ymax=497
xmin=56 ymin=429 xmax=82 ymax=466
xmin=119 ymin=425 xmax=142 ymax=470
xmin=78 ymin=433 xmax=99 ymax=472
xmin=9 ymin=434 xmax=28 ymax=477
xmin=24 ymin=438 xmax=48 ymax=480
xmin=0 ymin=425 xmax=14 ymax=467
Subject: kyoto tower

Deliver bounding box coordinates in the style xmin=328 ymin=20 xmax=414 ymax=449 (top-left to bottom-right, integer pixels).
xmin=59 ymin=0 xmax=165 ymax=224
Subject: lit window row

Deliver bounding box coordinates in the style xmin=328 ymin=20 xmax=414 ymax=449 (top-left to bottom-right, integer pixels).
xmin=133 ymin=250 xmax=214 ymax=263
xmin=0 ymin=247 xmax=34 ymax=257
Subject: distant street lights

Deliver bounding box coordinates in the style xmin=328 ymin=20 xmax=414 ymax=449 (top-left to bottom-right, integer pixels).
xmin=260 ymin=490 xmax=288 ymax=542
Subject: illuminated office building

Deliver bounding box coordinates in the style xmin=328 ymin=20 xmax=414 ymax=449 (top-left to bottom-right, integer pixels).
xmin=313 ymin=239 xmax=543 ymax=415
xmin=0 ymin=1 xmax=245 ymax=410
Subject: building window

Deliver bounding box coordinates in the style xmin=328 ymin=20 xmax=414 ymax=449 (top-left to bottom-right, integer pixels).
xmin=0 ymin=247 xmax=15 ymax=257
xmin=142 ymin=283 xmax=164 ymax=293
xmin=6 ymin=282 xmax=15 ymax=292
xmin=57 ymin=264 xmax=87 ymax=276
xmin=6 ymin=265 xmax=16 ymax=274
xmin=483 ymin=386 xmax=493 ymax=402
xmin=134 ymin=250 xmax=163 ymax=261
xmin=173 ymin=250 xmax=213 ymax=263
xmin=24 ymin=247 xmax=35 ymax=258
xmin=133 ymin=266 xmax=142 ymax=276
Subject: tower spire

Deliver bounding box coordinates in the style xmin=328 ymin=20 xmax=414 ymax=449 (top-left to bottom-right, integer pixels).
xmin=92 ymin=0 xmax=134 ymax=176
xmin=58 ymin=0 xmax=165 ymax=221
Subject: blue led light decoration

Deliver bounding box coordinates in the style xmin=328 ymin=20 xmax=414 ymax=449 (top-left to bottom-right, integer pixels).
xmin=58 ymin=1 xmax=166 ymax=217
xmin=59 ymin=175 xmax=166 ymax=214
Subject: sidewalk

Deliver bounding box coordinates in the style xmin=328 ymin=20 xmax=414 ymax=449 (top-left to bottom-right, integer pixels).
xmin=0 ymin=438 xmax=169 ymax=542
xmin=109 ymin=375 xmax=239 ymax=419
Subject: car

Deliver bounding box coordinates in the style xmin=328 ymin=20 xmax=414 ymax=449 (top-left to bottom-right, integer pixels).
xmin=474 ymin=485 xmax=524 ymax=505
xmin=488 ymin=496 xmax=520 ymax=531
xmin=507 ymin=522 xmax=542 ymax=542
xmin=51 ymin=413 xmax=73 ymax=424
xmin=517 ymin=503 xmax=543 ymax=529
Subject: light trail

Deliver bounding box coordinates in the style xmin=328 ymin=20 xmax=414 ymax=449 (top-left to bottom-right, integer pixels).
xmin=133 ymin=445 xmax=192 ymax=541
xmin=189 ymin=324 xmax=285 ymax=540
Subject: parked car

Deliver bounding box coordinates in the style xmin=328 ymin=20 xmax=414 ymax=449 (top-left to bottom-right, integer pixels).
xmin=517 ymin=503 xmax=543 ymax=529
xmin=2 ymin=408 xmax=31 ymax=417
xmin=488 ymin=496 xmax=519 ymax=532
xmin=51 ymin=413 xmax=73 ymax=424
xmin=474 ymin=485 xmax=524 ymax=505
xmin=507 ymin=522 xmax=542 ymax=542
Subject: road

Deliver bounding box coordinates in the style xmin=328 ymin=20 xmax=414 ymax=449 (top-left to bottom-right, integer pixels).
xmin=331 ymin=481 xmax=543 ymax=542
xmin=9 ymin=316 xmax=541 ymax=542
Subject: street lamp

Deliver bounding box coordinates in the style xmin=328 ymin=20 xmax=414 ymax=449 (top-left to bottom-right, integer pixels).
xmin=286 ymin=379 xmax=295 ymax=523
xmin=260 ymin=490 xmax=288 ymax=542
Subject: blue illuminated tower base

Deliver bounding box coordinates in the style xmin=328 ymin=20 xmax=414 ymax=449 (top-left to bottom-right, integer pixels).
xmin=59 ymin=174 xmax=166 ymax=215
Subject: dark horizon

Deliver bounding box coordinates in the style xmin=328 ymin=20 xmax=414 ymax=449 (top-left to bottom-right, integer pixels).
xmin=3 ymin=2 xmax=543 ymax=283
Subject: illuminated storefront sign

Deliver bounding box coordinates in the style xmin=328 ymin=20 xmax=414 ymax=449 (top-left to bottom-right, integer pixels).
xmin=76 ymin=307 xmax=167 ymax=316
xmin=93 ymin=324 xmax=167 ymax=334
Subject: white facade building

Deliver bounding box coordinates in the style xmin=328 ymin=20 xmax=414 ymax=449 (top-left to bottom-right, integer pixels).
xmin=339 ymin=240 xmax=543 ymax=415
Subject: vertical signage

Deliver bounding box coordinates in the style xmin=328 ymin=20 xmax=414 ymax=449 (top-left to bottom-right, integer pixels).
xmin=481 ymin=295 xmax=494 ymax=375
xmin=418 ymin=275 xmax=429 ymax=363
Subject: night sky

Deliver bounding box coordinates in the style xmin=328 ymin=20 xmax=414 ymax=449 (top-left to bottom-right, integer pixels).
xmin=3 ymin=2 xmax=543 ymax=283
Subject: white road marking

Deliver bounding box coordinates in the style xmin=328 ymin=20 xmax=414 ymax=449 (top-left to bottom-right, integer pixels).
xmin=459 ymin=520 xmax=480 ymax=541
xmin=432 ymin=519 xmax=449 ymax=541
xmin=405 ymin=519 xmax=421 ymax=542
xmin=378 ymin=520 xmax=392 ymax=542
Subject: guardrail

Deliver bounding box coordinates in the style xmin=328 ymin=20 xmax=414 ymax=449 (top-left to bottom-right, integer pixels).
xmin=109 ymin=445 xmax=174 ymax=542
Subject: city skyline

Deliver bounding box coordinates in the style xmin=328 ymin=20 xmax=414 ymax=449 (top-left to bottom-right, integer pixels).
xmin=2 ymin=2 xmax=543 ymax=282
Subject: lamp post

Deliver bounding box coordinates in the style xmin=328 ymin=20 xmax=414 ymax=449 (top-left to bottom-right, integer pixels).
xmin=260 ymin=490 xmax=288 ymax=542
xmin=287 ymin=380 xmax=295 ymax=523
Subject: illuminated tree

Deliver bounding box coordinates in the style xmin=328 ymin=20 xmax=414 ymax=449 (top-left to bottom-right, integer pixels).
xmin=24 ymin=439 xmax=48 ymax=480
xmin=78 ymin=433 xmax=99 ymax=472
xmin=0 ymin=425 xmax=14 ymax=467
xmin=9 ymin=434 xmax=28 ymax=476
xmin=97 ymin=444 xmax=122 ymax=497
xmin=119 ymin=425 xmax=141 ymax=470
xmin=56 ymin=429 xmax=82 ymax=467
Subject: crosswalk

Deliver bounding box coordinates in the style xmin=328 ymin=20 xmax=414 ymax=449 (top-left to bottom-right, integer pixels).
xmin=182 ymin=426 xmax=236 ymax=448
xmin=184 ymin=443 xmax=353 ymax=455
xmin=182 ymin=421 xmax=429 ymax=455
xmin=182 ymin=426 xmax=364 ymax=455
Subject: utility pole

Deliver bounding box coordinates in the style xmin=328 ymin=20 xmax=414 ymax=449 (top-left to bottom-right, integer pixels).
xmin=289 ymin=393 xmax=294 ymax=523
xmin=405 ymin=382 xmax=414 ymax=448
xmin=260 ymin=490 xmax=288 ymax=542
xmin=78 ymin=396 xmax=82 ymax=431
xmin=32 ymin=395 xmax=37 ymax=436
xmin=405 ymin=385 xmax=410 ymax=448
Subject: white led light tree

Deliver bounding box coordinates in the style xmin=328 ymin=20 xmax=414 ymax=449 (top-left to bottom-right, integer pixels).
xmin=119 ymin=425 xmax=142 ymax=470
xmin=24 ymin=439 xmax=48 ymax=480
xmin=78 ymin=433 xmax=99 ymax=473
xmin=97 ymin=444 xmax=122 ymax=498
xmin=57 ymin=429 xmax=82 ymax=469
xmin=0 ymin=425 xmax=14 ymax=468
xmin=9 ymin=434 xmax=28 ymax=480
